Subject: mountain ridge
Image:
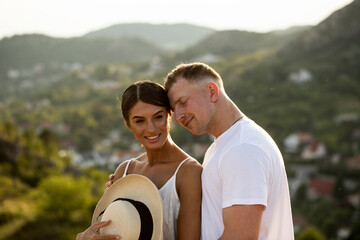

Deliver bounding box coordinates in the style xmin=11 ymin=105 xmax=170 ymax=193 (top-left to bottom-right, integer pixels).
xmin=83 ymin=22 xmax=215 ymax=49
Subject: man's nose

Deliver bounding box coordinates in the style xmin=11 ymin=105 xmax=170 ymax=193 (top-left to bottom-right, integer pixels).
xmin=174 ymin=108 xmax=184 ymax=122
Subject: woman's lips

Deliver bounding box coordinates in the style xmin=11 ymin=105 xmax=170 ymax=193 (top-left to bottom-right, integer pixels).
xmin=145 ymin=134 xmax=161 ymax=142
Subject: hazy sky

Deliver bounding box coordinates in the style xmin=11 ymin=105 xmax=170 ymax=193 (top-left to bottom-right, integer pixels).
xmin=0 ymin=0 xmax=353 ymax=39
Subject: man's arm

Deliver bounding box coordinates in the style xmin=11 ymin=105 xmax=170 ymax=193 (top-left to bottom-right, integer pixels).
xmin=219 ymin=204 xmax=265 ymax=240
xmin=218 ymin=144 xmax=269 ymax=240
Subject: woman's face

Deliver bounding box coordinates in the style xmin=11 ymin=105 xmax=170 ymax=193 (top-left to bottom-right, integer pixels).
xmin=126 ymin=101 xmax=170 ymax=150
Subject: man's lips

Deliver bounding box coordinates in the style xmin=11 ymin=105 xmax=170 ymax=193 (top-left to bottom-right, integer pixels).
xmin=183 ymin=117 xmax=193 ymax=128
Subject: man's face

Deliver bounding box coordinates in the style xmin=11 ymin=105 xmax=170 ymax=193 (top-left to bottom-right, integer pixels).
xmin=167 ymin=77 xmax=212 ymax=135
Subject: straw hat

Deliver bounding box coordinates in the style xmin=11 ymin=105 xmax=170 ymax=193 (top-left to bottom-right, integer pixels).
xmin=92 ymin=174 xmax=163 ymax=240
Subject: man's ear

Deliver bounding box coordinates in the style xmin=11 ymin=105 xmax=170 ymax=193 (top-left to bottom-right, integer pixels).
xmin=207 ymin=82 xmax=219 ymax=102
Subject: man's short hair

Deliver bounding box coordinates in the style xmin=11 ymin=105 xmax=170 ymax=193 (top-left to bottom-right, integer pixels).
xmin=164 ymin=62 xmax=223 ymax=92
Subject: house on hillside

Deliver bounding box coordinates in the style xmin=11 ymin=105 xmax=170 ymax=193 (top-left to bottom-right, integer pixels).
xmin=284 ymin=132 xmax=326 ymax=160
xmin=301 ymin=141 xmax=327 ymax=160
xmin=192 ymin=53 xmax=220 ymax=63
xmin=307 ymin=176 xmax=335 ymax=200
xmin=146 ymin=56 xmax=164 ymax=75
xmin=288 ymin=163 xmax=318 ymax=196
xmin=284 ymin=132 xmax=313 ymax=153
xmin=91 ymin=80 xmax=121 ymax=92
xmin=347 ymin=193 xmax=360 ymax=209
xmin=106 ymin=149 xmax=145 ymax=171
xmin=287 ymin=68 xmax=313 ymax=84
xmin=335 ymin=113 xmax=359 ymax=125
xmin=346 ymin=154 xmax=360 ymax=169
xmin=71 ymin=146 xmax=147 ymax=171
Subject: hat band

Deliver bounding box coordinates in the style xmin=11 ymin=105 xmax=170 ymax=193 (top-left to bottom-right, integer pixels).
xmin=98 ymin=198 xmax=154 ymax=240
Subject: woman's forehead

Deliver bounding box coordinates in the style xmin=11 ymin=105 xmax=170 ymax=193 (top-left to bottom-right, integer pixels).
xmin=129 ymin=101 xmax=167 ymax=117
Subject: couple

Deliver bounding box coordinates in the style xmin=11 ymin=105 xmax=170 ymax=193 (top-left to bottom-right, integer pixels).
xmin=77 ymin=63 xmax=294 ymax=240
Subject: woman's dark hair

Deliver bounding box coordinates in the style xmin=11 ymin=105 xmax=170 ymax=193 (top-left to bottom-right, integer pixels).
xmin=121 ymin=80 xmax=171 ymax=124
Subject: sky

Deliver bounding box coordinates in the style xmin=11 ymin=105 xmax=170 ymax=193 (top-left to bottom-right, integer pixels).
xmin=0 ymin=0 xmax=354 ymax=39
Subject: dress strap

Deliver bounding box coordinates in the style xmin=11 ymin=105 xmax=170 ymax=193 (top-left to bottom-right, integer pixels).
xmin=122 ymin=159 xmax=133 ymax=177
xmin=174 ymin=157 xmax=191 ymax=176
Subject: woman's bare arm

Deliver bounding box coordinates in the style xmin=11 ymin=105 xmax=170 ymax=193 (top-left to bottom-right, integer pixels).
xmin=105 ymin=159 xmax=130 ymax=191
xmin=176 ymin=159 xmax=203 ymax=240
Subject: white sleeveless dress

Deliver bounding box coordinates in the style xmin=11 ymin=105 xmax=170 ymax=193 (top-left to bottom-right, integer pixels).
xmin=122 ymin=157 xmax=190 ymax=240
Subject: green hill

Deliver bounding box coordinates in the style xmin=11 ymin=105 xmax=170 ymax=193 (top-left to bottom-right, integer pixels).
xmin=177 ymin=27 xmax=307 ymax=60
xmin=278 ymin=0 xmax=360 ymax=76
xmin=0 ymin=0 xmax=358 ymax=154
xmin=0 ymin=34 xmax=164 ymax=77
xmin=214 ymin=0 xmax=360 ymax=150
xmin=83 ymin=23 xmax=215 ymax=50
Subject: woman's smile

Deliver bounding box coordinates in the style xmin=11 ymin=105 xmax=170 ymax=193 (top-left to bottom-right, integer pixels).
xmin=145 ymin=134 xmax=161 ymax=142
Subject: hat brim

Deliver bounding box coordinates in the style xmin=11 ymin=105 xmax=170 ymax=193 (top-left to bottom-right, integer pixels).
xmin=92 ymin=174 xmax=163 ymax=240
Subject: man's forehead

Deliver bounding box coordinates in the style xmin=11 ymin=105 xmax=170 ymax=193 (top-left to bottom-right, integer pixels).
xmin=167 ymin=78 xmax=190 ymax=98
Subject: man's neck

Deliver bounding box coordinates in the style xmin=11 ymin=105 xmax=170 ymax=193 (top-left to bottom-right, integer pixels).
xmin=208 ymin=95 xmax=243 ymax=138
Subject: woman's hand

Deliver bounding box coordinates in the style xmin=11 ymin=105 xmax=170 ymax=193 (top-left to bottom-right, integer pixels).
xmin=105 ymin=174 xmax=115 ymax=192
xmin=76 ymin=220 xmax=120 ymax=240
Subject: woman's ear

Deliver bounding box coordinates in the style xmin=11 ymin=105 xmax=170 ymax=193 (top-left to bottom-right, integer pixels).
xmin=167 ymin=114 xmax=172 ymax=126
xmin=123 ymin=117 xmax=131 ymax=130
xmin=207 ymin=82 xmax=219 ymax=102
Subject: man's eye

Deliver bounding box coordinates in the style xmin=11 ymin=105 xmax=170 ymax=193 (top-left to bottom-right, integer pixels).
xmin=180 ymin=100 xmax=187 ymax=106
xmin=136 ymin=120 xmax=144 ymax=123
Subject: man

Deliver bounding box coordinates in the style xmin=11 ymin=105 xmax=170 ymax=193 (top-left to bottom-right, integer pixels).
xmin=164 ymin=62 xmax=294 ymax=240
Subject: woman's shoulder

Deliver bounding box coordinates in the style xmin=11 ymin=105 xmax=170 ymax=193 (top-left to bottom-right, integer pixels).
xmin=113 ymin=158 xmax=136 ymax=180
xmin=176 ymin=157 xmax=202 ymax=197
xmin=178 ymin=157 xmax=202 ymax=179
xmin=113 ymin=160 xmax=128 ymax=178
xmin=114 ymin=153 xmax=146 ymax=174
xmin=183 ymin=157 xmax=202 ymax=168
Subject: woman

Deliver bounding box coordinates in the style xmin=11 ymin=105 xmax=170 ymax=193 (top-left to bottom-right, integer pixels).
xmin=77 ymin=80 xmax=202 ymax=240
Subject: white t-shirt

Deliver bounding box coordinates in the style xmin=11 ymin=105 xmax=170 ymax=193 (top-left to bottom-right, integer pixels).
xmin=201 ymin=117 xmax=294 ymax=240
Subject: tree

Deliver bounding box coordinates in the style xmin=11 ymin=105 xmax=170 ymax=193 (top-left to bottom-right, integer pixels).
xmin=92 ymin=64 xmax=112 ymax=81
xmin=34 ymin=175 xmax=93 ymax=219
xmin=0 ymin=119 xmax=20 ymax=141
xmin=347 ymin=217 xmax=360 ymax=240
xmin=39 ymin=128 xmax=59 ymax=158
xmin=21 ymin=128 xmax=45 ymax=155
xmin=298 ymin=227 xmax=326 ymax=240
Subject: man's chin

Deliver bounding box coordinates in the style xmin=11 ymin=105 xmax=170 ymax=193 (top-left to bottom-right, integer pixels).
xmin=181 ymin=123 xmax=204 ymax=135
xmin=188 ymin=127 xmax=204 ymax=136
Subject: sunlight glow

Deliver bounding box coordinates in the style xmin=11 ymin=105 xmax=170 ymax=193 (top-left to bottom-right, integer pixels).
xmin=0 ymin=0 xmax=354 ymax=39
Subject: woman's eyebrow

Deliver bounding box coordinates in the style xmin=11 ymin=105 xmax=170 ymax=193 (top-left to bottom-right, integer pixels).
xmin=131 ymin=115 xmax=144 ymax=120
xmin=152 ymin=110 xmax=164 ymax=116
xmin=131 ymin=110 xmax=164 ymax=119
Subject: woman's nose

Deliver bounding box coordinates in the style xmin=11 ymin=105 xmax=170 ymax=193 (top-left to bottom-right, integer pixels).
xmin=146 ymin=120 xmax=156 ymax=132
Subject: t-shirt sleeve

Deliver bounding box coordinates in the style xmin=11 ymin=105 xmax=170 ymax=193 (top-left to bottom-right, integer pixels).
xmin=219 ymin=143 xmax=269 ymax=209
